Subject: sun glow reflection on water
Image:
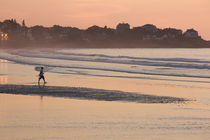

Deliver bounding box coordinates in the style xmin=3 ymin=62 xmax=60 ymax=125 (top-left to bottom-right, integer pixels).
xmin=0 ymin=93 xmax=210 ymax=140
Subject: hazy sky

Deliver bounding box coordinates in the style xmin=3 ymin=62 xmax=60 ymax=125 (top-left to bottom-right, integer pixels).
xmin=0 ymin=0 xmax=210 ymax=40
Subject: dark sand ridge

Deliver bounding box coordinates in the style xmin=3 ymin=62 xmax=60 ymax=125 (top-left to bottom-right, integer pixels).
xmin=0 ymin=84 xmax=187 ymax=104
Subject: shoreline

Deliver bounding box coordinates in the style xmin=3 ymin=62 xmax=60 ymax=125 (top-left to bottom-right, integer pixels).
xmin=1 ymin=43 xmax=210 ymax=49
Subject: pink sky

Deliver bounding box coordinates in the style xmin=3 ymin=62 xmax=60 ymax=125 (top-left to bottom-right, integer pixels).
xmin=0 ymin=0 xmax=210 ymax=40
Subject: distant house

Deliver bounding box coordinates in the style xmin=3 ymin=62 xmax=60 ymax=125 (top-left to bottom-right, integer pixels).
xmin=141 ymin=24 xmax=157 ymax=33
xmin=184 ymin=29 xmax=199 ymax=38
xmin=160 ymin=28 xmax=182 ymax=39
xmin=87 ymin=25 xmax=103 ymax=32
xmin=116 ymin=23 xmax=130 ymax=33
xmin=85 ymin=25 xmax=111 ymax=41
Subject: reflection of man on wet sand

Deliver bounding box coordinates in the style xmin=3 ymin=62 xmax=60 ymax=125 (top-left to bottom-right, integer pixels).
xmin=38 ymin=67 xmax=46 ymax=84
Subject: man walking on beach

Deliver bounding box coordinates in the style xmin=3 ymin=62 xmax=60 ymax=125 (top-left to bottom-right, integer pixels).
xmin=38 ymin=67 xmax=46 ymax=84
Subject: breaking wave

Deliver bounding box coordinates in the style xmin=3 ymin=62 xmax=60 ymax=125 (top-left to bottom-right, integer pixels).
xmin=1 ymin=48 xmax=210 ymax=82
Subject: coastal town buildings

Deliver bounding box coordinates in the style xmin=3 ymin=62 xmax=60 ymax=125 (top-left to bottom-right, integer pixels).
xmin=0 ymin=19 xmax=207 ymax=47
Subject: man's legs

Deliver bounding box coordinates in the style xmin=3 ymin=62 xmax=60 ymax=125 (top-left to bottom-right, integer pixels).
xmin=38 ymin=76 xmax=46 ymax=83
xmin=38 ymin=77 xmax=41 ymax=83
xmin=42 ymin=76 xmax=46 ymax=83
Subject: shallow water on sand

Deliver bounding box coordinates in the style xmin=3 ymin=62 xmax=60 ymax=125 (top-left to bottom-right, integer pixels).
xmin=0 ymin=93 xmax=210 ymax=140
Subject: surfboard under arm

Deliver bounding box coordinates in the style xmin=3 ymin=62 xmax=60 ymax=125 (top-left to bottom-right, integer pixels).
xmin=34 ymin=66 xmax=49 ymax=72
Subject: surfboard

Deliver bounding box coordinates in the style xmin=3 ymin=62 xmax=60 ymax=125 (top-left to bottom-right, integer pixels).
xmin=34 ymin=66 xmax=49 ymax=72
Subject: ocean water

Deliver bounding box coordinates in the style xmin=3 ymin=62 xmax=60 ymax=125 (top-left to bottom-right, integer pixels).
xmin=1 ymin=48 xmax=210 ymax=139
xmin=1 ymin=48 xmax=210 ymax=83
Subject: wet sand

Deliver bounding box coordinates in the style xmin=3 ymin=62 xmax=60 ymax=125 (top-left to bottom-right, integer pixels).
xmin=0 ymin=84 xmax=187 ymax=103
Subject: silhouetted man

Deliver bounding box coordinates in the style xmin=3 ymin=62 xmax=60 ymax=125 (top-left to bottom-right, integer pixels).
xmin=38 ymin=67 xmax=46 ymax=83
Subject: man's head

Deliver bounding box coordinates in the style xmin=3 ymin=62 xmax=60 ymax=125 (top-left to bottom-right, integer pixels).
xmin=41 ymin=67 xmax=44 ymax=70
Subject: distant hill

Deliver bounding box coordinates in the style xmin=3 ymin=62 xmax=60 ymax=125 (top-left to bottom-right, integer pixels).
xmin=0 ymin=19 xmax=209 ymax=48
